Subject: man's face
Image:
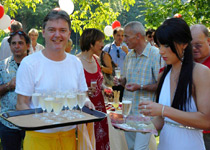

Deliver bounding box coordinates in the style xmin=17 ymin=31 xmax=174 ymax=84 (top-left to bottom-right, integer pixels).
xmin=123 ymin=27 xmax=138 ymax=49
xmin=42 ymin=18 xmax=71 ymax=51
xmin=10 ymin=34 xmax=29 ymax=57
xmin=113 ymin=30 xmax=124 ymax=45
xmin=191 ymin=28 xmax=210 ymax=62
xmin=29 ymin=32 xmax=38 ymax=43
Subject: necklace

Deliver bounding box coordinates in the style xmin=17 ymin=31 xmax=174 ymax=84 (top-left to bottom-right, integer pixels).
xmin=82 ymin=55 xmax=94 ymax=63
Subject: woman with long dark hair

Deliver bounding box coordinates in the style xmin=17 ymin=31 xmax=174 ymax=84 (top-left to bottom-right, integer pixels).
xmin=139 ymin=18 xmax=210 ymax=150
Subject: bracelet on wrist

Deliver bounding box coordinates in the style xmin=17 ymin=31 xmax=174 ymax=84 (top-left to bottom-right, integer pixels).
xmin=161 ymin=105 xmax=165 ymax=118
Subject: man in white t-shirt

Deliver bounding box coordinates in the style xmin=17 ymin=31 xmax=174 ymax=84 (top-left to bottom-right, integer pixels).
xmin=15 ymin=9 xmax=94 ymax=150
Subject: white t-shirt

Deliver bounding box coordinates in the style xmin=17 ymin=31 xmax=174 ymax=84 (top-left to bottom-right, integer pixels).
xmin=15 ymin=50 xmax=88 ymax=133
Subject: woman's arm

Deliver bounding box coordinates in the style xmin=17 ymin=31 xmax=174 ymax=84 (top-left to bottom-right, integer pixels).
xmin=152 ymin=116 xmax=164 ymax=130
xmin=139 ymin=64 xmax=210 ymax=130
xmin=101 ymin=53 xmax=113 ymax=75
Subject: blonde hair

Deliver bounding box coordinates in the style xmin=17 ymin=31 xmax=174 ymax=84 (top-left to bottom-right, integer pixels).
xmin=28 ymin=28 xmax=39 ymax=36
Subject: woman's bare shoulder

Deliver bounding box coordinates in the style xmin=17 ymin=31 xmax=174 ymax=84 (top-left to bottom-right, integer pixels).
xmin=193 ymin=63 xmax=210 ymax=82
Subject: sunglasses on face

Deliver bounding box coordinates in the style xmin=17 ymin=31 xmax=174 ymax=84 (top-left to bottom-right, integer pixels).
xmin=10 ymin=31 xmax=26 ymax=36
xmin=117 ymin=49 xmax=120 ymax=58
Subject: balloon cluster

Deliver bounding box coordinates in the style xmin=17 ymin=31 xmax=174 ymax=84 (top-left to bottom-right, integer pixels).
xmin=104 ymin=20 xmax=121 ymax=37
xmin=0 ymin=4 xmax=12 ymax=30
xmin=58 ymin=0 xmax=74 ymax=15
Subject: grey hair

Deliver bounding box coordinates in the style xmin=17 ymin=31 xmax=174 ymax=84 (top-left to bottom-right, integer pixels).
xmin=124 ymin=21 xmax=146 ymax=36
xmin=190 ymin=24 xmax=209 ymax=37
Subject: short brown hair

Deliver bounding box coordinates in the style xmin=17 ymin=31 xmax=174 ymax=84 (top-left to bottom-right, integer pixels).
xmin=42 ymin=9 xmax=71 ymax=30
xmin=80 ymin=28 xmax=105 ymax=52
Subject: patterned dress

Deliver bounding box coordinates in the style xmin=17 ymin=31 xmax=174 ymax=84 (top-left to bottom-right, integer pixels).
xmin=84 ymin=57 xmax=110 ymax=150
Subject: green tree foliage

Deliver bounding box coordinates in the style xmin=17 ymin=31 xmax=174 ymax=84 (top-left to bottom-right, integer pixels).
xmin=0 ymin=0 xmax=42 ymax=17
xmin=0 ymin=0 xmax=42 ymax=37
xmin=70 ymin=0 xmax=135 ymax=35
xmin=139 ymin=0 xmax=210 ymax=29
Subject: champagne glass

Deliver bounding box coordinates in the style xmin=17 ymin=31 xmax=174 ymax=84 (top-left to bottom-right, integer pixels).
xmin=77 ymin=91 xmax=86 ymax=118
xmin=31 ymin=92 xmax=41 ymax=118
xmin=90 ymin=79 xmax=97 ymax=95
xmin=44 ymin=95 xmax=54 ymax=123
xmin=122 ymin=97 xmax=132 ymax=123
xmin=53 ymin=94 xmax=65 ymax=115
xmin=115 ymin=67 xmax=121 ymax=85
xmin=139 ymin=96 xmax=150 ymax=117
xmin=39 ymin=93 xmax=48 ymax=120
xmin=66 ymin=91 xmax=77 ymax=120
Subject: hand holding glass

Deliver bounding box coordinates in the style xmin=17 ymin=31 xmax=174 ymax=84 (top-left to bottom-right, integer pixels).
xmin=139 ymin=96 xmax=150 ymax=117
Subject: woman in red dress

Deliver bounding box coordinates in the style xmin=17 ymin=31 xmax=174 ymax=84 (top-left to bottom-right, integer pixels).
xmin=77 ymin=28 xmax=110 ymax=150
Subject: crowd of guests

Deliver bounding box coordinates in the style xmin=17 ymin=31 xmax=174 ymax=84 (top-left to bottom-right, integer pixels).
xmin=0 ymin=8 xmax=210 ymax=150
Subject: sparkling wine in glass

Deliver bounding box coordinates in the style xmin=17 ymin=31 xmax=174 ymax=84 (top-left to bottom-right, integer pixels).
xmin=115 ymin=67 xmax=121 ymax=78
xmin=53 ymin=94 xmax=65 ymax=116
xmin=31 ymin=92 xmax=41 ymax=118
xmin=77 ymin=91 xmax=86 ymax=118
xmin=66 ymin=93 xmax=77 ymax=119
xmin=115 ymin=67 xmax=121 ymax=85
xmin=122 ymin=98 xmax=132 ymax=123
xmin=44 ymin=96 xmax=54 ymax=123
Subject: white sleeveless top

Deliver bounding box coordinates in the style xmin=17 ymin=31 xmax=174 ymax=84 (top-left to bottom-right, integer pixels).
xmin=158 ymin=70 xmax=205 ymax=150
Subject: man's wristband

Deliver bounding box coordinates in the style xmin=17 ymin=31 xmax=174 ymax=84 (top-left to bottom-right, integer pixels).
xmin=140 ymin=84 xmax=143 ymax=90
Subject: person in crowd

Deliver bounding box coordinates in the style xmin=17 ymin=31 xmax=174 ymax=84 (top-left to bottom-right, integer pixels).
xmin=190 ymin=24 xmax=210 ymax=150
xmin=77 ymin=28 xmax=110 ymax=150
xmin=146 ymin=28 xmax=156 ymax=46
xmin=139 ymin=18 xmax=210 ymax=150
xmin=15 ymin=9 xmax=95 ymax=150
xmin=103 ymin=27 xmax=130 ymax=101
xmin=115 ymin=21 xmax=162 ymax=150
xmin=0 ymin=21 xmax=22 ymax=61
xmin=0 ymin=31 xmax=30 ymax=150
xmin=65 ymin=38 xmax=73 ymax=53
xmin=28 ymin=28 xmax=44 ymax=54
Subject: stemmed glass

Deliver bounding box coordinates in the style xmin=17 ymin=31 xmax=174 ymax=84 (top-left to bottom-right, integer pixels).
xmin=139 ymin=96 xmax=150 ymax=118
xmin=115 ymin=67 xmax=121 ymax=85
xmin=90 ymin=79 xmax=97 ymax=95
xmin=66 ymin=91 xmax=77 ymax=120
xmin=39 ymin=93 xmax=48 ymax=120
xmin=31 ymin=92 xmax=41 ymax=118
xmin=52 ymin=92 xmax=65 ymax=123
xmin=122 ymin=97 xmax=132 ymax=123
xmin=44 ymin=95 xmax=54 ymax=123
xmin=77 ymin=91 xmax=86 ymax=118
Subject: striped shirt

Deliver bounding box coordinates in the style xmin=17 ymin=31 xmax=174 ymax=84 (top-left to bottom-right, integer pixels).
xmin=123 ymin=43 xmax=163 ymax=115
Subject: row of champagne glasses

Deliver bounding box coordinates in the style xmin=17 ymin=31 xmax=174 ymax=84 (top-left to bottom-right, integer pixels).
xmin=31 ymin=90 xmax=87 ymax=124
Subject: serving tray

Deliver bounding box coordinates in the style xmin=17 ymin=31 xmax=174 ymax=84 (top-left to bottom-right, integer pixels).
xmin=0 ymin=106 xmax=106 ymax=131
xmin=109 ymin=112 xmax=158 ymax=135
